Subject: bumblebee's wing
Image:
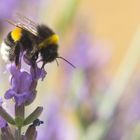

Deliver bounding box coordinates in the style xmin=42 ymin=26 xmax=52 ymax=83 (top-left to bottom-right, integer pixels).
xmin=15 ymin=13 xmax=38 ymax=36
xmin=15 ymin=13 xmax=37 ymax=27
xmin=6 ymin=18 xmax=38 ymax=37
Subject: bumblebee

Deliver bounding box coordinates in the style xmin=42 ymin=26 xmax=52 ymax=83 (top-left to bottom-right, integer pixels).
xmin=0 ymin=14 xmax=75 ymax=68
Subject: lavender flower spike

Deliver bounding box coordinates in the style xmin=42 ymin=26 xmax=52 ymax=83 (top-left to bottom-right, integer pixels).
xmin=4 ymin=63 xmax=37 ymax=106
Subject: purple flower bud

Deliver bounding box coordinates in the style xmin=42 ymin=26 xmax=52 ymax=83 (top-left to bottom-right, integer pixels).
xmin=4 ymin=64 xmax=37 ymax=106
xmin=25 ymin=125 xmax=37 ymax=140
xmin=4 ymin=58 xmax=47 ymax=106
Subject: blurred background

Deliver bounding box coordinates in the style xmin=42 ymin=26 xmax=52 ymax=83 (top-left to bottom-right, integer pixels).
xmin=0 ymin=0 xmax=140 ymax=140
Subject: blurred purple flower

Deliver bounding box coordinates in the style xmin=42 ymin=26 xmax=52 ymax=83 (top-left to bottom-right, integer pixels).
xmin=0 ymin=0 xmax=19 ymax=19
xmin=38 ymin=97 xmax=77 ymax=140
xmin=4 ymin=63 xmax=46 ymax=105
xmin=40 ymin=98 xmax=64 ymax=140
xmin=69 ymin=31 xmax=111 ymax=70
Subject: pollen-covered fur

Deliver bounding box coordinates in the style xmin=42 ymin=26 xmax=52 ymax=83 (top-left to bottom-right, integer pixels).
xmin=0 ymin=41 xmax=11 ymax=62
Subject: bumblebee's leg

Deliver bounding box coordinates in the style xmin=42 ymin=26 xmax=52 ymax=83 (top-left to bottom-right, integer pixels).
xmin=24 ymin=50 xmax=38 ymax=68
xmin=30 ymin=52 xmax=39 ymax=68
xmin=8 ymin=44 xmax=20 ymax=65
xmin=14 ymin=42 xmax=21 ymax=66
xmin=41 ymin=61 xmax=46 ymax=69
xmin=9 ymin=47 xmax=16 ymax=62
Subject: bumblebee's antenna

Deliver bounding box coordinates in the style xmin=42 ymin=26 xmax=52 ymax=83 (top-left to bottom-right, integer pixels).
xmin=57 ymin=56 xmax=76 ymax=68
xmin=55 ymin=59 xmax=59 ymax=67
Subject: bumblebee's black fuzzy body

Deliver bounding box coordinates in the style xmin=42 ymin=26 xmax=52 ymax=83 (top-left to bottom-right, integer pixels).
xmin=37 ymin=25 xmax=54 ymax=40
xmin=1 ymin=15 xmax=75 ymax=68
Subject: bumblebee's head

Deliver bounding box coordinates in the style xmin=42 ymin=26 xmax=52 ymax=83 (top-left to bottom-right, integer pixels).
xmin=39 ymin=43 xmax=58 ymax=69
xmin=37 ymin=25 xmax=59 ymax=48
xmin=38 ymin=34 xmax=59 ymax=67
xmin=38 ymin=34 xmax=59 ymax=49
xmin=37 ymin=25 xmax=75 ymax=69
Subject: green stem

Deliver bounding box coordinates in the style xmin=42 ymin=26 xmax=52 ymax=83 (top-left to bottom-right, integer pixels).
xmin=15 ymin=104 xmax=25 ymax=119
xmin=15 ymin=104 xmax=25 ymax=140
xmin=17 ymin=127 xmax=21 ymax=140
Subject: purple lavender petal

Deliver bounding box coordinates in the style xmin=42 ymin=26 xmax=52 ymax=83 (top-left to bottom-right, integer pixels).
xmin=10 ymin=72 xmax=31 ymax=94
xmin=13 ymin=91 xmax=34 ymax=106
xmin=6 ymin=63 xmax=20 ymax=76
xmin=18 ymin=72 xmax=32 ymax=92
xmin=0 ymin=116 xmax=7 ymax=128
xmin=25 ymin=90 xmax=37 ymax=105
xmin=30 ymin=66 xmax=47 ymax=81
xmin=4 ymin=89 xmax=16 ymax=99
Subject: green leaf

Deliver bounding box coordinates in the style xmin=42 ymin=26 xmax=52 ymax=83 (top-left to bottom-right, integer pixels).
xmin=0 ymin=107 xmax=15 ymax=125
xmin=15 ymin=117 xmax=24 ymax=128
xmin=23 ymin=106 xmax=43 ymax=126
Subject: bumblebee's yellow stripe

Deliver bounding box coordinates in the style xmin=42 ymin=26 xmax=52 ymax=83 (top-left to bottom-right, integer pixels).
xmin=47 ymin=34 xmax=59 ymax=45
xmin=11 ymin=27 xmax=22 ymax=42
xmin=39 ymin=34 xmax=59 ymax=49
